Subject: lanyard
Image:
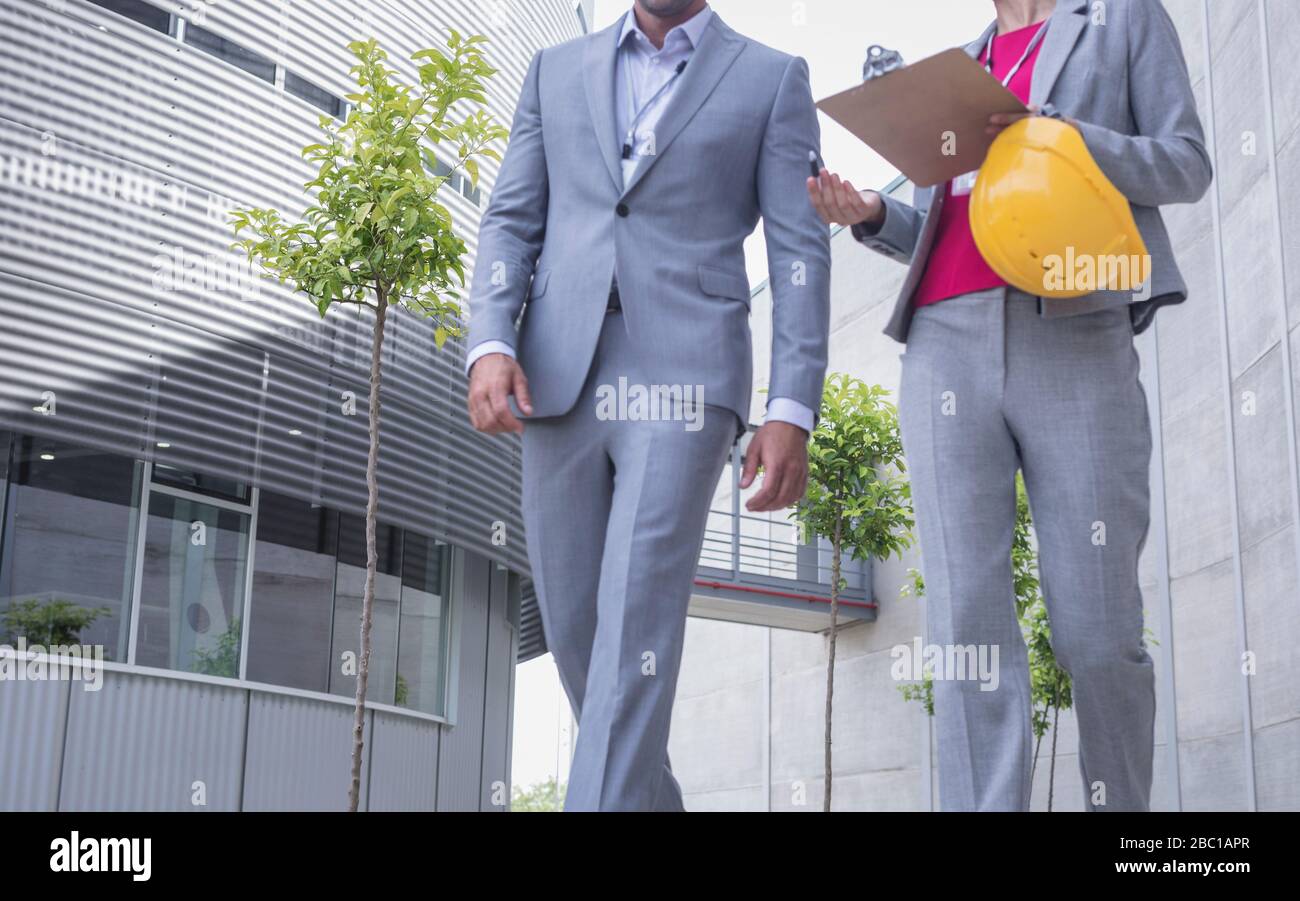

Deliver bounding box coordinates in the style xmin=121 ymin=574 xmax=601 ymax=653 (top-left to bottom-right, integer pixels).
xmin=622 ymin=47 xmax=689 ymax=160
xmin=982 ymin=18 xmax=1050 ymax=87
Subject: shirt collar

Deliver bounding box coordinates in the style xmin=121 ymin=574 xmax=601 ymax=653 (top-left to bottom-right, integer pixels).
xmin=618 ymin=5 xmax=713 ymax=51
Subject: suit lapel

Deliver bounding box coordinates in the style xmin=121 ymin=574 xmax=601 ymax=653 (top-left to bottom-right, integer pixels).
xmin=1030 ymin=0 xmax=1088 ymax=108
xmin=620 ymin=14 xmax=745 ymax=198
xmin=964 ymin=1 xmax=1087 ymax=108
xmin=584 ymin=15 xmax=627 ymax=194
xmin=964 ymin=22 xmax=997 ymax=60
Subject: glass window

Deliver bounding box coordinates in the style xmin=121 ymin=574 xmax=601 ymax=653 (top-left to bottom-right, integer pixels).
xmin=396 ymin=535 xmax=452 ymax=716
xmin=151 ymin=463 xmax=251 ymax=504
xmin=184 ymin=23 xmax=276 ymax=83
xmin=429 ymin=156 xmax=453 ymax=180
xmin=89 ymin=0 xmax=171 ymax=33
xmin=285 ymin=72 xmax=344 ymax=120
xmin=134 ymin=491 xmax=250 ymax=678
xmin=0 ymin=437 xmax=142 ymax=660
xmin=246 ymin=492 xmax=338 ymax=692
xmin=329 ymin=514 xmax=401 ymax=704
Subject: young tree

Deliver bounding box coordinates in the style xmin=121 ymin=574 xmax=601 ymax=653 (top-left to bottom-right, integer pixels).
xmin=232 ymin=35 xmax=507 ymax=812
xmin=797 ymin=374 xmax=914 ymax=811
xmin=511 ymin=778 xmax=566 ymax=813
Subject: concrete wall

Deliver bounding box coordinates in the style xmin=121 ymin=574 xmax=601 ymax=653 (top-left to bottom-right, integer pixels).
xmin=669 ymin=0 xmax=1300 ymax=811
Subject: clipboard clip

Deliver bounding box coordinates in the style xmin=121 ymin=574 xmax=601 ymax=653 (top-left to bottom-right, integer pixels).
xmin=862 ymin=45 xmax=905 ymax=82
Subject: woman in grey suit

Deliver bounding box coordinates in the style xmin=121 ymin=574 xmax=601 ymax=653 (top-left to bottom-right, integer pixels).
xmin=808 ymin=0 xmax=1211 ymax=810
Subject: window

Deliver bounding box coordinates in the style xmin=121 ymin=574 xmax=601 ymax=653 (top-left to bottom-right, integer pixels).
xmin=88 ymin=0 xmax=170 ymax=34
xmin=184 ymin=23 xmax=276 ymax=84
xmin=426 ymin=154 xmax=480 ymax=208
xmin=151 ymin=463 xmax=250 ymax=504
xmin=429 ymin=155 xmax=453 ymax=181
xmin=329 ymin=514 xmax=401 ymax=703
xmin=0 ymin=432 xmax=459 ymax=713
xmin=285 ymin=71 xmax=344 ymax=120
xmin=134 ymin=489 xmax=251 ymax=678
xmin=0 ymin=437 xmax=142 ymax=660
xmin=246 ymin=492 xmax=338 ymax=691
xmin=397 ymin=535 xmax=452 ymax=715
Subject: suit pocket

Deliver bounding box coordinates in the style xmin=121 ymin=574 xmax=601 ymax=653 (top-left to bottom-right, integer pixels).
xmin=528 ymin=269 xmax=551 ymax=300
xmin=698 ymin=265 xmax=751 ymax=308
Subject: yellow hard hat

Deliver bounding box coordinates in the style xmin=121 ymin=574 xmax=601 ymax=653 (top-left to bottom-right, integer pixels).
xmin=969 ymin=116 xmax=1149 ymax=299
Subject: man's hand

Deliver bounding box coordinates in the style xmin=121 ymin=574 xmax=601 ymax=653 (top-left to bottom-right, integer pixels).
xmin=806 ymin=169 xmax=884 ymax=229
xmin=468 ymin=353 xmax=533 ymax=435
xmin=740 ymin=420 xmax=811 ymax=513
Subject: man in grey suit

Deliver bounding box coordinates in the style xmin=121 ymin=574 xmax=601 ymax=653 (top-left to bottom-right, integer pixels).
xmin=466 ymin=0 xmax=830 ymax=811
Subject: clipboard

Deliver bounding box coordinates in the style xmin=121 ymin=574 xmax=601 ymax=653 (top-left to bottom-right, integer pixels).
xmin=816 ymin=48 xmax=1028 ymax=189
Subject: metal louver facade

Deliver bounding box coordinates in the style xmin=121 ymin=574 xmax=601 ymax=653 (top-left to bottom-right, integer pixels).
xmin=0 ymin=0 xmax=583 ymax=596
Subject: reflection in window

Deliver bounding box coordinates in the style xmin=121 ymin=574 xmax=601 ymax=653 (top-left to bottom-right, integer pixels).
xmin=88 ymin=0 xmax=171 ymax=34
xmin=151 ymin=463 xmax=250 ymax=504
xmin=184 ymin=23 xmax=276 ymax=83
xmin=329 ymin=514 xmax=401 ymax=703
xmin=0 ymin=438 xmax=141 ymax=660
xmin=285 ymin=71 xmax=344 ymax=120
xmin=135 ymin=492 xmax=250 ymax=678
xmin=246 ymin=492 xmax=337 ymax=692
xmin=397 ymin=535 xmax=452 ymax=715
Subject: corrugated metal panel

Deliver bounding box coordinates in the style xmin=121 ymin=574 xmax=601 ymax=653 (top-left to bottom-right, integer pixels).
xmin=517 ymin=576 xmax=548 ymax=662
xmin=366 ymin=709 xmax=441 ymax=811
xmin=0 ymin=676 xmax=69 ymax=811
xmin=480 ymin=563 xmax=513 ymax=810
xmin=437 ymin=548 xmax=490 ymax=810
xmin=59 ymin=669 xmax=247 ymax=810
xmin=0 ymin=0 xmax=585 ymax=577
xmin=242 ymin=689 xmax=369 ymax=811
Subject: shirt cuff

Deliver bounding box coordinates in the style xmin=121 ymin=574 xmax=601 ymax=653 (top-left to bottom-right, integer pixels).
xmin=765 ymin=397 xmax=815 ymax=434
xmin=465 ymin=340 xmax=516 ymax=376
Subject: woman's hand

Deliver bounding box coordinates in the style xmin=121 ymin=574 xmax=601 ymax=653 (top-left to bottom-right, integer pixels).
xmin=986 ymin=105 xmax=1081 ymax=137
xmin=806 ymin=169 xmax=885 ymax=229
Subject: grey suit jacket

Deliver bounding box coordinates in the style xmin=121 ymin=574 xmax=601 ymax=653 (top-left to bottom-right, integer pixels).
xmin=466 ymin=12 xmax=831 ymax=425
xmin=856 ymin=0 xmax=1213 ymax=343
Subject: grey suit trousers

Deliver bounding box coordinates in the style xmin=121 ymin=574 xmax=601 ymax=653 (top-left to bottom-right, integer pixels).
xmin=898 ymin=288 xmax=1156 ymax=811
xmin=522 ymin=310 xmax=737 ymax=811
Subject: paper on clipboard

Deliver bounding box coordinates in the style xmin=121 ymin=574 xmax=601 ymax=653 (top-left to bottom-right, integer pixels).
xmin=816 ymin=48 xmax=1028 ymax=189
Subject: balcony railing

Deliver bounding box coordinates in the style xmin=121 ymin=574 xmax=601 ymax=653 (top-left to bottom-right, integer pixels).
xmin=691 ymin=437 xmax=875 ymax=630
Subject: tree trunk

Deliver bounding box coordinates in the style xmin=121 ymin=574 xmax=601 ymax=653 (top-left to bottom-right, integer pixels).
xmin=1047 ymin=682 xmax=1061 ymax=813
xmin=1030 ymin=728 xmax=1044 ymax=789
xmin=348 ymin=289 xmax=388 ymax=812
xmin=824 ymin=517 xmax=842 ymax=812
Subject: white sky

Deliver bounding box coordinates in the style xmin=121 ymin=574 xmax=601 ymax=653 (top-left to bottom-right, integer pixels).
xmin=510 ymin=0 xmax=995 ymax=793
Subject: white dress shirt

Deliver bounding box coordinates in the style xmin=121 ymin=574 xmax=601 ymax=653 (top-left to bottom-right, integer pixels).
xmin=466 ymin=5 xmax=815 ymax=434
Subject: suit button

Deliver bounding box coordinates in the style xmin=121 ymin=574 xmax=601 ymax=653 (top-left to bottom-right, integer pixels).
xmin=616 ymin=203 xmax=629 ymax=217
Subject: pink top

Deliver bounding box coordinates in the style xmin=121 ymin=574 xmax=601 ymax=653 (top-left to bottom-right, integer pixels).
xmin=912 ymin=21 xmax=1047 ymax=308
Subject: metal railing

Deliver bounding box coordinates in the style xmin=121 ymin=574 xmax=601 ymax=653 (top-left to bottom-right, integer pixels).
xmin=695 ymin=438 xmax=869 ymax=602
